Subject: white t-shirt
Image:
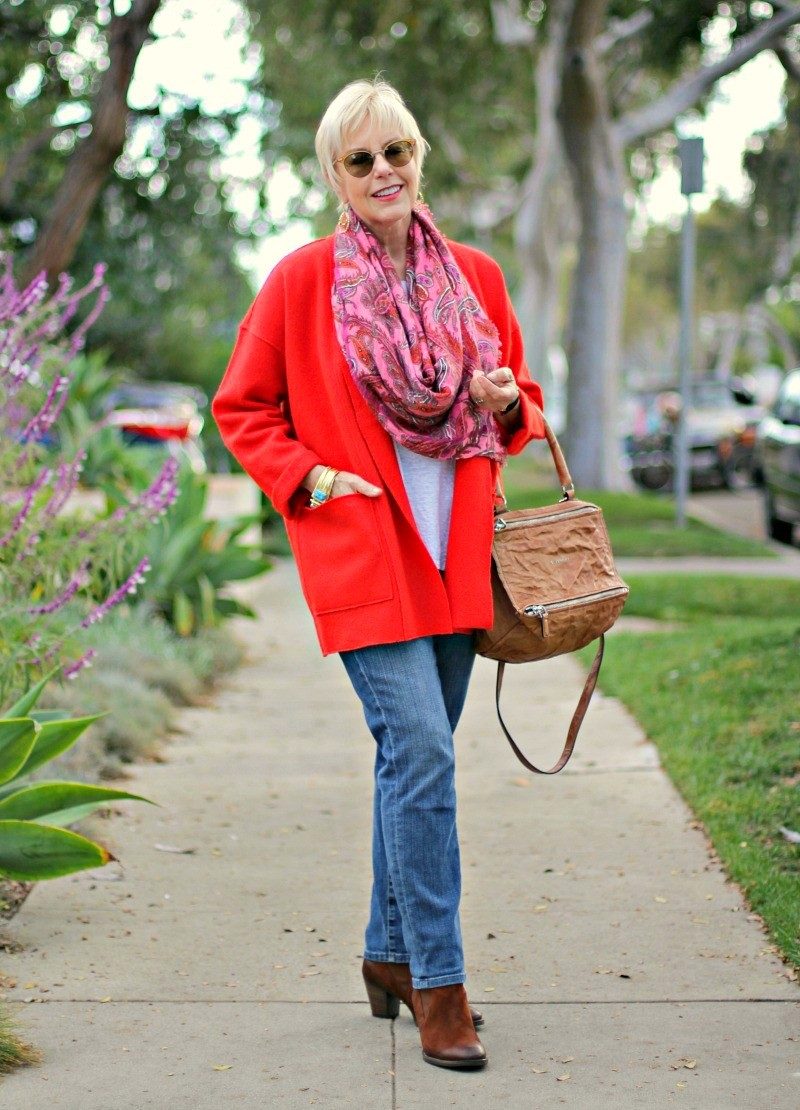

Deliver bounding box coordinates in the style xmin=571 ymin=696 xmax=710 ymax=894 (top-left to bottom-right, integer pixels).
xmin=393 ymin=443 xmax=455 ymax=570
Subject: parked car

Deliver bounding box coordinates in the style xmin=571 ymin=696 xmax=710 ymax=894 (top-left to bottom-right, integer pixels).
xmin=102 ymin=382 xmax=207 ymax=474
xmin=757 ymin=368 xmax=800 ymax=545
xmin=624 ymin=379 xmax=761 ymax=491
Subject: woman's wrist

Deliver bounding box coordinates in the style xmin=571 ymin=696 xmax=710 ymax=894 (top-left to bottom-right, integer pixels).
xmin=495 ymin=391 xmax=521 ymax=427
xmin=302 ymin=465 xmax=326 ymax=493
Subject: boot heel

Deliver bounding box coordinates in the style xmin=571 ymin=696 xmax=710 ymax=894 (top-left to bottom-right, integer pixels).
xmin=364 ymin=975 xmax=401 ymax=1018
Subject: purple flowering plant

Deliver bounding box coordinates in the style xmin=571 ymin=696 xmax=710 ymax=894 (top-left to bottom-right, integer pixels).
xmin=0 ymin=253 xmax=179 ymax=706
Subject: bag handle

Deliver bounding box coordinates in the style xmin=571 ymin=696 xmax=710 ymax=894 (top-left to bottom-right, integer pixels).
xmin=494 ymin=637 xmax=605 ymax=774
xmin=494 ymin=403 xmax=575 ymax=512
xmin=533 ymin=402 xmax=575 ymax=501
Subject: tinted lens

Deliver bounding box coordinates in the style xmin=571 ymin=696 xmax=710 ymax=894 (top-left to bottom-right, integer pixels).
xmin=342 ymin=151 xmax=374 ymax=177
xmin=384 ymin=141 xmax=414 ymax=167
xmin=340 ymin=141 xmax=415 ymax=177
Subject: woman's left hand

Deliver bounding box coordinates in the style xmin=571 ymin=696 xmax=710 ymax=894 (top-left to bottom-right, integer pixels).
xmin=469 ymin=367 xmax=519 ymax=415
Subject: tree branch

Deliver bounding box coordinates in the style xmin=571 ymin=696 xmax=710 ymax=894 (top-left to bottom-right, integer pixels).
xmin=23 ymin=0 xmax=163 ymax=284
xmin=595 ymin=9 xmax=653 ymax=57
xmin=616 ymin=6 xmax=800 ymax=145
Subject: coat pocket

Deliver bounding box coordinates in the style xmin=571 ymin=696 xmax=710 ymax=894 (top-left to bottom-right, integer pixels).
xmin=292 ymin=494 xmax=394 ymax=615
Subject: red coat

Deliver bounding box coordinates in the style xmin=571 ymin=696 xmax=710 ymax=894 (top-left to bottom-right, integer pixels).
xmin=212 ymin=236 xmax=545 ymax=655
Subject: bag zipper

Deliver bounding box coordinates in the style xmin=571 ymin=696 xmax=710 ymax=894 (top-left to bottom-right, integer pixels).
xmin=522 ymin=586 xmax=628 ymax=637
xmin=494 ymin=504 xmax=597 ymax=532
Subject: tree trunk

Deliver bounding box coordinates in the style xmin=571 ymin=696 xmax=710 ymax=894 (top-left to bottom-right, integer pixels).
xmin=557 ymin=0 xmax=627 ymax=488
xmin=513 ymin=0 xmax=575 ymax=404
xmin=23 ymin=0 xmax=162 ymax=285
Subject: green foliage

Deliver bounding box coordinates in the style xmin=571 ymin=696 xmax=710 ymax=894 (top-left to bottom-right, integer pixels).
xmin=0 ymin=1 xmax=255 ymax=388
xmin=246 ymin=0 xmax=535 ymax=244
xmin=595 ymin=575 xmax=800 ymax=967
xmin=139 ymin=469 xmax=269 ymax=635
xmin=36 ymin=605 xmax=243 ymax=778
xmin=50 ymin=350 xmax=156 ymax=492
xmin=0 ymin=677 xmax=152 ymax=882
xmin=0 ymin=261 xmax=177 ymax=706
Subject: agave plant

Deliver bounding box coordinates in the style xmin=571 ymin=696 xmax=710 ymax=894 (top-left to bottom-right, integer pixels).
xmin=140 ymin=468 xmax=269 ymax=635
xmin=0 ymin=672 xmax=153 ymax=881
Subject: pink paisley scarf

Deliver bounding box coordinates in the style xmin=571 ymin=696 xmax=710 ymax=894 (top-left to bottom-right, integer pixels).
xmin=331 ymin=202 xmax=505 ymax=461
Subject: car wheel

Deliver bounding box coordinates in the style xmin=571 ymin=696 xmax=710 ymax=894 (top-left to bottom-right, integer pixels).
xmin=633 ymin=465 xmax=672 ymax=491
xmin=765 ymin=491 xmax=795 ymax=545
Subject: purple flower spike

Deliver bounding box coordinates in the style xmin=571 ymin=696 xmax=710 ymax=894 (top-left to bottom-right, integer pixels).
xmin=0 ymin=466 xmax=51 ymax=548
xmin=63 ymin=649 xmax=97 ymax=681
xmin=28 ymin=562 xmax=90 ymax=615
xmin=79 ymin=557 xmax=150 ymax=629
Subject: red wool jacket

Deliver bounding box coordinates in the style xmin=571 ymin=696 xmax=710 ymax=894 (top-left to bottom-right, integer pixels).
xmin=212 ymin=236 xmax=545 ymax=655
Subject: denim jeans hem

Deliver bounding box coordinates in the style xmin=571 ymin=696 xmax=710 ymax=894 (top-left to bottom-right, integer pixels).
xmin=411 ymin=971 xmax=466 ymax=990
xmin=363 ymin=948 xmax=412 ymax=964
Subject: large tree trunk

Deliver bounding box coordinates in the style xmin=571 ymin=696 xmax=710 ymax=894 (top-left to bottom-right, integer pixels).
xmin=513 ymin=0 xmax=575 ymax=402
xmin=554 ymin=0 xmax=800 ymax=488
xmin=23 ymin=0 xmax=162 ymax=285
xmin=557 ymin=0 xmax=627 ymax=488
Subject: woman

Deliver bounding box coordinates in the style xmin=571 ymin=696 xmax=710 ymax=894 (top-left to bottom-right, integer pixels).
xmin=212 ymin=78 xmax=544 ymax=1071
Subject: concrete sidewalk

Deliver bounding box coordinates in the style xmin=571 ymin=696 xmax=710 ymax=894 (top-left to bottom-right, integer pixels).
xmin=3 ymin=559 xmax=798 ymax=1108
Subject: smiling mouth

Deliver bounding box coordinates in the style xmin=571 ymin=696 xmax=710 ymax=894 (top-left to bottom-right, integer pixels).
xmin=372 ymin=185 xmax=402 ymax=198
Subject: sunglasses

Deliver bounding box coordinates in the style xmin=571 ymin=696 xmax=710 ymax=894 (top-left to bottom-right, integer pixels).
xmin=334 ymin=139 xmax=416 ymax=178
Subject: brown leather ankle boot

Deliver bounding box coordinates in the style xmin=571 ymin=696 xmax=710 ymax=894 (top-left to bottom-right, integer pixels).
xmin=410 ymin=983 xmax=487 ymax=1069
xmin=362 ymin=959 xmax=483 ymax=1027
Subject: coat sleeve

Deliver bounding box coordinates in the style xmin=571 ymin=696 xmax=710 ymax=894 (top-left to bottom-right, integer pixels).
xmin=212 ymin=303 xmax=321 ymax=519
xmin=492 ymin=277 xmax=546 ymax=455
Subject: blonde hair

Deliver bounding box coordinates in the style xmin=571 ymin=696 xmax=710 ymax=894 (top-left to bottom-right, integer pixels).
xmin=315 ymin=77 xmax=428 ymax=199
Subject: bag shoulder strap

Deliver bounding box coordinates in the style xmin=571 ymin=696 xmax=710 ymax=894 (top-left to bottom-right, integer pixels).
xmin=494 ymin=637 xmax=605 ymax=775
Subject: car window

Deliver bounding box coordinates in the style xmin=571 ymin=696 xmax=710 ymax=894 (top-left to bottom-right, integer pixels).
xmin=774 ymin=372 xmax=800 ymax=425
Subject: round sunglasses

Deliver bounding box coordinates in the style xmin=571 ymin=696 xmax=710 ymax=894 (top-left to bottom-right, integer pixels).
xmin=334 ymin=139 xmax=416 ymax=178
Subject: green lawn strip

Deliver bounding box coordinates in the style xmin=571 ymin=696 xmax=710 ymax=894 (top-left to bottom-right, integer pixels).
xmin=501 ymin=456 xmax=774 ymax=558
xmin=622 ymin=574 xmax=800 ymax=623
xmin=590 ymin=575 xmax=800 ymax=968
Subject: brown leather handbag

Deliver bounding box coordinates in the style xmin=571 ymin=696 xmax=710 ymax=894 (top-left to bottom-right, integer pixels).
xmin=476 ymin=407 xmax=629 ymax=774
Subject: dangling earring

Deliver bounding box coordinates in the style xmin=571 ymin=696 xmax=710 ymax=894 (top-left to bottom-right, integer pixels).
xmin=337 ymin=206 xmax=352 ymax=232
xmin=416 ymin=189 xmax=425 ymax=206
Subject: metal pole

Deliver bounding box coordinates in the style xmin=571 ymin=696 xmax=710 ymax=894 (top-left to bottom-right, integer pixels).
xmin=675 ymin=193 xmax=695 ymax=528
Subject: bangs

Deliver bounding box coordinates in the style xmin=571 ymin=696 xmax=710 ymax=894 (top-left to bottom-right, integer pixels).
xmin=339 ymin=100 xmax=414 ymax=149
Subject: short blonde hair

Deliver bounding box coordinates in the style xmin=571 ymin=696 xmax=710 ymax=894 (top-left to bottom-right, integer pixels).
xmin=315 ymin=78 xmax=428 ymax=199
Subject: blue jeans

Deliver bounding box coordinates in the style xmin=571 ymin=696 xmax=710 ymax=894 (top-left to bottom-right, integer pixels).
xmin=340 ymin=633 xmax=475 ymax=990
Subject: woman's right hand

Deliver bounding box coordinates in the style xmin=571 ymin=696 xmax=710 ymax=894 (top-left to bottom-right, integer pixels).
xmin=303 ymin=465 xmax=382 ymax=499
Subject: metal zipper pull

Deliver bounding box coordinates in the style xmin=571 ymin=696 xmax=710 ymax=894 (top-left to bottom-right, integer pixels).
xmin=523 ymin=603 xmax=549 ymax=636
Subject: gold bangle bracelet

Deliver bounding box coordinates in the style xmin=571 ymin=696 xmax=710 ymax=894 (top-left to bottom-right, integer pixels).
xmin=309 ymin=467 xmax=338 ymax=508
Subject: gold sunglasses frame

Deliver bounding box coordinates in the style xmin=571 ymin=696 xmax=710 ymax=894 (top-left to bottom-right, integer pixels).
xmin=333 ymin=139 xmax=416 ymax=178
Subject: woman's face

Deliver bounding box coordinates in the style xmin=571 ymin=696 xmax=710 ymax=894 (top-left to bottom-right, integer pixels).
xmin=335 ymin=118 xmax=420 ymax=241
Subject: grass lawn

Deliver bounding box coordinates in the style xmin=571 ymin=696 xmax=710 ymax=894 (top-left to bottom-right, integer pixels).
xmin=503 ymin=453 xmax=774 ymax=558
xmin=593 ymin=574 xmax=800 ymax=969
